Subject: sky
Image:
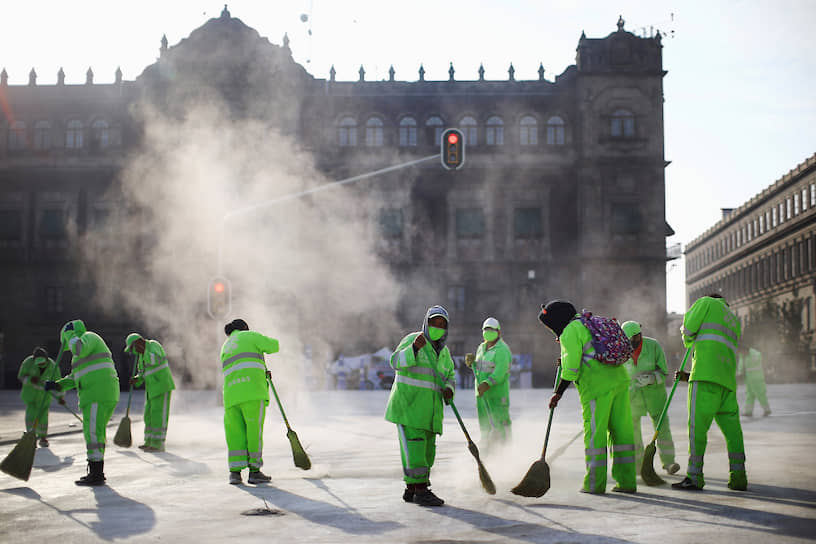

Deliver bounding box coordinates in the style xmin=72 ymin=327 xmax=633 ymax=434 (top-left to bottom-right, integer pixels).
xmin=2 ymin=0 xmax=815 ymax=314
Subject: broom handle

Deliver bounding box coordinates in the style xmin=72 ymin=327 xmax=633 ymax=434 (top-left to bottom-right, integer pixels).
xmin=30 ymin=343 xmax=67 ymax=429
xmin=448 ymin=401 xmax=475 ymax=446
xmin=267 ymin=374 xmax=293 ymax=431
xmin=49 ymin=392 xmax=83 ymax=424
xmin=125 ymin=352 xmax=139 ymax=416
xmin=648 ymin=346 xmax=692 ymax=444
xmin=540 ymin=363 xmax=562 ymax=458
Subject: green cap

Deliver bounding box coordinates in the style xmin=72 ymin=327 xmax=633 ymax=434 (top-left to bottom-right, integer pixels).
xmin=125 ymin=333 xmax=143 ymax=353
xmin=622 ymin=321 xmax=641 ymax=339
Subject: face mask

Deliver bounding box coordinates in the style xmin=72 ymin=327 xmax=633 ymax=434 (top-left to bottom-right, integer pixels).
xmin=428 ymin=327 xmax=446 ymax=341
xmin=483 ymin=330 xmax=499 ymax=342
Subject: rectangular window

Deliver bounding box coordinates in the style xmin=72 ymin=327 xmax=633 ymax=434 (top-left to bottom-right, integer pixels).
xmin=0 ymin=209 xmax=23 ymax=241
xmin=611 ymin=204 xmax=643 ymax=235
xmin=811 ymin=184 xmax=816 ymax=207
xmin=399 ymin=126 xmax=417 ymax=146
xmin=759 ymin=214 xmax=764 ymax=234
xmin=787 ymin=197 xmax=793 ymax=219
xmin=447 ymin=286 xmax=465 ymax=313
xmin=378 ymin=209 xmax=403 ymax=239
xmin=455 ymin=209 xmax=485 ymax=239
xmin=514 ymin=208 xmax=542 ymax=239
xmin=46 ymin=286 xmax=64 ymax=314
xmin=779 ymin=203 xmax=785 ymax=223
xmin=39 ymin=209 xmax=67 ymax=240
xmin=772 ymin=207 xmax=778 ymax=227
xmin=486 ymin=126 xmax=504 ymax=146
xmin=803 ymin=188 xmax=809 ymax=211
xmin=794 ymin=193 xmax=800 ymax=215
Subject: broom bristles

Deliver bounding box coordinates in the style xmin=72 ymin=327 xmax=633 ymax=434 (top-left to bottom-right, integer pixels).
xmin=113 ymin=416 xmax=132 ymax=448
xmin=287 ymin=430 xmax=311 ymax=470
xmin=511 ymin=459 xmax=551 ymax=497
xmin=477 ymin=461 xmax=497 ymax=495
xmin=640 ymin=442 xmax=666 ymax=486
xmin=0 ymin=431 xmax=37 ymax=481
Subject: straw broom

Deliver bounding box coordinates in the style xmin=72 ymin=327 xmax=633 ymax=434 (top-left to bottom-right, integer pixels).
xmin=267 ymin=375 xmax=311 ymax=470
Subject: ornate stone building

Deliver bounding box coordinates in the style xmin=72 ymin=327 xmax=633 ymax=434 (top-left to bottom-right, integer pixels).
xmin=0 ymin=9 xmax=670 ymax=386
xmin=685 ymin=153 xmax=816 ymax=380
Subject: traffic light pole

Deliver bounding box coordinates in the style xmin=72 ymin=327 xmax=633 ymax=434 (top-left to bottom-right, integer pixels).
xmin=216 ymin=153 xmax=440 ymax=274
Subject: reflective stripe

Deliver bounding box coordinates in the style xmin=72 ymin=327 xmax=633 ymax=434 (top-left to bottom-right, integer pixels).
xmin=700 ymin=322 xmax=738 ymax=342
xmin=587 ymin=459 xmax=607 ymax=469
xmin=395 ymin=374 xmax=440 ymax=392
xmin=681 ymin=327 xmax=696 ymax=338
xmin=688 ymin=465 xmax=702 ymax=474
xmin=397 ymin=425 xmax=411 ymax=468
xmin=585 ymin=447 xmax=606 ymax=456
xmin=689 ymin=455 xmax=703 ymax=464
xmin=223 ymin=361 xmax=266 ymax=377
xmin=729 ymin=452 xmax=746 ymax=462
xmin=612 ymin=444 xmax=635 ymax=452
xmin=588 ymin=399 xmax=599 ymax=491
xmin=695 ymin=334 xmax=737 ymax=352
xmin=229 ymin=449 xmax=248 ymax=457
xmin=403 ymin=366 xmax=435 ymax=377
xmin=730 ymin=463 xmax=746 ymax=472
xmin=72 ymin=352 xmax=111 ymax=369
xmin=474 ymin=360 xmax=495 ymax=373
xmin=405 ymin=466 xmax=429 ymax=477
xmin=87 ymin=442 xmax=106 ymax=450
xmin=396 ymin=349 xmax=409 ymax=368
xmin=74 ymin=362 xmax=116 ymax=380
xmin=487 ymin=376 xmax=497 ymax=386
xmin=689 ymin=383 xmax=698 ymax=460
xmin=144 ymin=362 xmax=170 ymax=376
xmin=229 ymin=460 xmax=246 ymax=469
xmin=223 ymin=352 xmax=263 ymax=368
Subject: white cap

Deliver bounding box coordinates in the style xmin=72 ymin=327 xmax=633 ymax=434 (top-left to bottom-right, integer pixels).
xmin=482 ymin=317 xmax=500 ymax=330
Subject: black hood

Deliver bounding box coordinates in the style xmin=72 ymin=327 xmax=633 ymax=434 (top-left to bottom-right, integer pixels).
xmin=539 ymin=300 xmax=577 ymax=338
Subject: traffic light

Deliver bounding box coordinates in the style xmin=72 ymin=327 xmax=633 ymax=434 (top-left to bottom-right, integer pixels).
xmin=440 ymin=128 xmax=465 ymax=170
xmin=207 ymin=276 xmax=231 ymax=319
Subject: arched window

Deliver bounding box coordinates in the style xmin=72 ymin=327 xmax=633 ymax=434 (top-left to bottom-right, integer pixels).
xmin=426 ymin=116 xmax=444 ymax=146
xmin=399 ymin=116 xmax=417 ymax=147
xmin=8 ymin=121 xmax=26 ymax=150
xmin=365 ymin=117 xmax=384 ymax=147
xmin=611 ymin=109 xmax=635 ymax=138
xmin=519 ymin=115 xmax=537 ymax=146
xmin=546 ymin=116 xmax=565 ymax=145
xmin=459 ymin=116 xmax=477 ymax=146
xmin=91 ymin=119 xmax=110 ymax=149
xmin=485 ymin=116 xmax=504 ymax=146
xmin=66 ymin=120 xmax=83 ymax=149
xmin=34 ymin=121 xmax=51 ymax=150
xmin=337 ymin=116 xmax=357 ymax=147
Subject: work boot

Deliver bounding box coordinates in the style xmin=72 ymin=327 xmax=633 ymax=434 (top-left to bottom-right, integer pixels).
xmin=728 ymin=473 xmax=748 ymax=491
xmin=664 ymin=462 xmax=680 ymax=475
xmin=229 ymin=471 xmax=242 ymax=485
xmin=671 ymin=477 xmax=702 ymax=491
xmin=76 ymin=461 xmax=106 ymax=486
xmin=247 ymin=470 xmax=271 ymax=484
xmin=138 ymin=444 xmax=148 ymax=450
xmin=38 ymin=438 xmax=49 ymax=448
xmin=402 ymin=484 xmax=416 ymax=503
xmin=763 ymin=409 xmax=771 ymax=417
xmin=611 ymin=486 xmax=636 ymax=494
xmin=741 ymin=411 xmax=753 ymax=417
xmin=413 ymin=484 xmax=444 ymax=507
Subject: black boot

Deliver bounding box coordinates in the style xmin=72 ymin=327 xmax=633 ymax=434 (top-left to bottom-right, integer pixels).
xmin=413 ymin=483 xmax=444 ymax=507
xmin=76 ymin=461 xmax=106 ymax=486
xmin=402 ymin=483 xmax=416 ymax=503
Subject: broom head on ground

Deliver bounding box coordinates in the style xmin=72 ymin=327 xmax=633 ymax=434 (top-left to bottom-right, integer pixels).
xmin=113 ymin=415 xmax=132 ymax=448
xmin=640 ymin=442 xmax=666 ymax=486
xmin=287 ymin=429 xmax=311 ymax=470
xmin=468 ymin=441 xmax=496 ymax=495
xmin=511 ymin=457 xmax=550 ymax=497
xmin=0 ymin=431 xmax=37 ymax=481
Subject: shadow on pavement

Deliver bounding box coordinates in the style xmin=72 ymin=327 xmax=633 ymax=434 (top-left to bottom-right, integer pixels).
xmin=32 ymin=447 xmax=75 ymax=473
xmin=1 ymin=485 xmax=156 ymax=541
xmin=237 ymin=482 xmax=403 ymax=535
xmin=428 ymin=503 xmax=635 ymax=544
xmin=117 ymin=449 xmax=210 ymax=476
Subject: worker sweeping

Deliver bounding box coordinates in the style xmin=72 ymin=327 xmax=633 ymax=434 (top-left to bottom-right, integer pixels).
xmin=673 ymin=293 xmax=746 ymax=491
xmin=620 ymin=321 xmax=680 ymax=476
xmin=44 ymin=320 xmax=120 ymax=486
xmin=385 ymin=305 xmax=456 ymax=507
xmin=124 ymin=333 xmax=176 ymax=452
xmin=220 ymin=318 xmax=278 ymax=485
xmin=540 ymin=300 xmax=637 ymax=494
xmin=737 ymin=344 xmax=771 ymax=417
xmin=17 ymin=347 xmax=64 ymax=448
xmin=465 ymin=317 xmax=512 ymax=450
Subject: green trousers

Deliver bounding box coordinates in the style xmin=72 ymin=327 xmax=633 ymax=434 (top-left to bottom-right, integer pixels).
xmin=630 ymin=384 xmax=676 ymax=471
xmin=580 ymin=383 xmax=637 ymax=493
xmin=81 ymin=401 xmax=117 ymax=462
xmin=144 ymin=391 xmax=171 ymax=449
xmin=686 ymin=381 xmax=747 ymax=489
xmin=742 ymin=376 xmax=770 ymax=415
xmin=476 ymin=392 xmax=511 ymax=448
xmin=224 ymin=399 xmax=267 ymax=472
xmin=397 ymin=424 xmax=436 ymax=484
xmin=24 ymin=401 xmax=50 ymax=439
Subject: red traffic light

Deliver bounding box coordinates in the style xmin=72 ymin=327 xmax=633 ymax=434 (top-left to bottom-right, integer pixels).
xmin=447 ymin=132 xmax=459 ymax=145
xmin=213 ymin=282 xmax=225 ymax=293
xmin=440 ymin=128 xmax=465 ymax=171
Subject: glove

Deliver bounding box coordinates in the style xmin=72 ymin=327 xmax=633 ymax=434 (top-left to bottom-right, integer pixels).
xmin=265 ymin=370 xmax=272 ymax=380
xmin=30 ymin=376 xmax=40 ymax=385
xmin=464 ymin=353 xmax=475 ymax=367
xmin=549 ymin=392 xmax=562 ymax=409
xmin=675 ymin=371 xmax=690 ymax=382
xmin=129 ymin=376 xmax=138 ymax=386
xmin=43 ymin=381 xmax=60 ymax=392
xmin=477 ymin=381 xmax=490 ymax=396
xmin=635 ymin=372 xmax=656 ymax=387
xmin=442 ymin=387 xmax=454 ymax=405
xmin=58 ymin=397 xmax=66 ymax=405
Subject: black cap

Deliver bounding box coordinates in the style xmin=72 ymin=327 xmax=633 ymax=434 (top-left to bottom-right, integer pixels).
xmin=539 ymin=300 xmax=577 ymax=337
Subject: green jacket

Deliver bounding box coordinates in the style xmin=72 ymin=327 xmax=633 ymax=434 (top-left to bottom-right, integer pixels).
xmin=623 ymin=337 xmax=668 ymax=389
xmin=385 ymin=332 xmax=456 ymax=435
xmin=56 ymin=331 xmax=120 ymax=407
xmin=473 ymin=338 xmax=512 ymax=400
xmin=737 ymin=348 xmax=764 ymax=382
xmin=682 ymin=296 xmax=741 ymax=391
xmin=220 ymin=330 xmax=279 ymax=409
xmin=18 ymin=355 xmax=62 ymax=405
xmin=133 ymin=339 xmax=176 ymax=397
xmin=559 ymin=318 xmax=629 ymax=400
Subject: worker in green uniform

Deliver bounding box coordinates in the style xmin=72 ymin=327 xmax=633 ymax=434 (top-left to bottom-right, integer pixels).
xmin=674 ymin=294 xmax=747 ymax=491
xmin=737 ymin=345 xmax=771 ymax=417
xmin=541 ymin=300 xmax=637 ymax=494
xmin=45 ymin=319 xmax=120 ymax=486
xmin=18 ymin=347 xmax=64 ymax=448
xmin=621 ymin=321 xmax=680 ymax=476
xmin=220 ymin=318 xmax=278 ymax=485
xmin=125 ymin=333 xmax=176 ymax=452
xmin=465 ymin=317 xmax=512 ymax=450
xmin=385 ymin=305 xmax=456 ymax=507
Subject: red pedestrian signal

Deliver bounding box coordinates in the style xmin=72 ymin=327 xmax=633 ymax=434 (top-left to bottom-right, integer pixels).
xmin=441 ymin=128 xmax=465 ymax=170
xmin=207 ymin=276 xmax=231 ymax=319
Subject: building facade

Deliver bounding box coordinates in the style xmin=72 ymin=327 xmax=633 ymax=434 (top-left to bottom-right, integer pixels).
xmin=685 ymin=153 xmax=816 ymax=381
xmin=0 ymin=9 xmax=670 ymax=387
